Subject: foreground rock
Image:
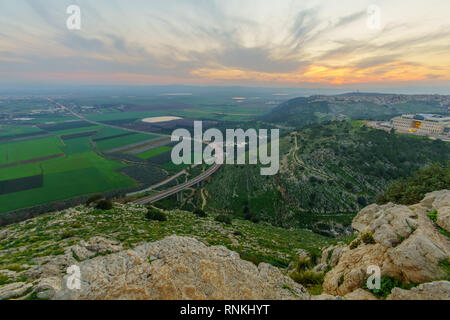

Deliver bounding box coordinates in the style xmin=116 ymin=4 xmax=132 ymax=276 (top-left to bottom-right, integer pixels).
xmin=54 ymin=236 xmax=309 ymax=300
xmin=321 ymin=190 xmax=450 ymax=298
xmin=387 ymin=281 xmax=450 ymax=300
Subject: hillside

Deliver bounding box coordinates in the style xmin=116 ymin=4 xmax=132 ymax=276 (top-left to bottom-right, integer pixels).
xmin=202 ymin=121 xmax=450 ymax=229
xmin=262 ymin=95 xmax=446 ymax=128
xmin=0 ymin=190 xmax=448 ymax=300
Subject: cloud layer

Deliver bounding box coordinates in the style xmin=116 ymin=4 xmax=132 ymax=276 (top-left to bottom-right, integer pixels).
xmin=1 ymin=0 xmax=449 ymax=87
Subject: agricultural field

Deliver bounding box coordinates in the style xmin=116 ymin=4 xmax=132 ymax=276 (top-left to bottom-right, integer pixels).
xmin=136 ymin=146 xmax=172 ymax=159
xmin=0 ymin=130 xmax=140 ymax=214
xmin=94 ymin=133 xmax=158 ymax=151
xmin=0 ymin=136 xmax=63 ymax=166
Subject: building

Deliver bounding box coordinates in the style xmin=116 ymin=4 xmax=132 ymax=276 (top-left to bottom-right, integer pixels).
xmin=391 ymin=114 xmax=450 ymax=136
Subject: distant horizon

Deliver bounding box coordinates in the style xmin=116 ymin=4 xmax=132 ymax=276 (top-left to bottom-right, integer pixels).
xmin=1 ymin=1 xmax=450 ymax=89
xmin=1 ymin=83 xmax=450 ymax=96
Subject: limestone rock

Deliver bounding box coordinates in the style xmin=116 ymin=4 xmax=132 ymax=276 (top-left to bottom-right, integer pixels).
xmin=387 ymin=281 xmax=450 ymax=300
xmin=310 ymin=293 xmax=344 ymax=300
xmin=54 ymin=236 xmax=309 ymax=300
xmin=344 ymin=288 xmax=378 ymax=300
xmin=324 ymin=190 xmax=450 ymax=296
xmin=0 ymin=282 xmax=32 ymax=300
xmin=437 ymin=206 xmax=450 ymax=233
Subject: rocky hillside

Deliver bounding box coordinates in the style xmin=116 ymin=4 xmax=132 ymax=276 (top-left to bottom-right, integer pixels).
xmin=0 ymin=190 xmax=448 ymax=300
xmin=204 ymin=121 xmax=449 ymax=228
xmin=0 ymin=202 xmax=344 ymax=300
xmin=309 ymin=190 xmax=449 ymax=300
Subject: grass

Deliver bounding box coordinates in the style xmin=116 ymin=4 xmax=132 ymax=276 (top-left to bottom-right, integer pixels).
xmin=0 ymin=204 xmax=346 ymax=273
xmin=0 ymin=136 xmax=63 ymax=165
xmin=95 ymin=133 xmax=158 ymax=151
xmin=136 ymin=146 xmax=172 ymax=159
xmin=0 ymin=138 xmax=136 ymax=214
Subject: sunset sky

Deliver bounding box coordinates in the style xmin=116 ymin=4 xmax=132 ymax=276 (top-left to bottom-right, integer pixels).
xmin=1 ymin=0 xmax=450 ymax=88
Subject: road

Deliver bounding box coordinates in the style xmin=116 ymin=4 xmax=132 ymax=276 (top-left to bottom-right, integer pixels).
xmin=133 ymin=163 xmax=221 ymax=205
xmin=49 ymin=98 xmax=222 ymax=205
xmin=47 ymin=98 xmax=170 ymax=139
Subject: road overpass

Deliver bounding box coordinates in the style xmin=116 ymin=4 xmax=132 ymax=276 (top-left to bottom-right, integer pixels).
xmin=133 ymin=163 xmax=221 ymax=205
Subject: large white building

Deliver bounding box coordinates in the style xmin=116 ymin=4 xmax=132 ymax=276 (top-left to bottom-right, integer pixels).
xmin=391 ymin=114 xmax=450 ymax=136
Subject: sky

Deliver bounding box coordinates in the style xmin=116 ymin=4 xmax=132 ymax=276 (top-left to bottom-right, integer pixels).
xmin=1 ymin=0 xmax=450 ymax=89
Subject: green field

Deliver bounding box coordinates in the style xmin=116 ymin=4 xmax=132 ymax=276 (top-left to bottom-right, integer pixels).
xmin=0 ymin=136 xmax=63 ymax=165
xmin=95 ymin=133 xmax=158 ymax=151
xmin=93 ymin=127 xmax=130 ymax=140
xmin=136 ymin=146 xmax=172 ymax=159
xmin=0 ymin=134 xmax=137 ymax=214
xmin=0 ymin=125 xmax=44 ymax=137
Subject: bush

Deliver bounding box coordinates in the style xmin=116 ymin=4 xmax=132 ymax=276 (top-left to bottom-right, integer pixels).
xmin=427 ymin=210 xmax=438 ymax=223
xmin=290 ymin=270 xmax=324 ymax=286
xmin=146 ymin=208 xmax=167 ymax=221
xmin=350 ymin=238 xmax=361 ymax=249
xmin=361 ymin=232 xmax=375 ymax=244
xmin=95 ymin=200 xmax=113 ymax=210
xmin=193 ymin=208 xmax=207 ymax=218
xmin=377 ymin=162 xmax=450 ymax=205
xmin=86 ymin=194 xmax=103 ymax=206
xmin=364 ymin=276 xmax=416 ymax=299
xmin=215 ymin=214 xmax=232 ymax=225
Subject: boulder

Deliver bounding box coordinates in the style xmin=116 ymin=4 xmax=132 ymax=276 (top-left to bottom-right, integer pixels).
xmin=344 ymin=288 xmax=378 ymax=300
xmin=54 ymin=236 xmax=309 ymax=300
xmin=387 ymin=281 xmax=450 ymax=300
xmin=0 ymin=282 xmax=32 ymax=300
xmin=323 ymin=190 xmax=450 ymax=296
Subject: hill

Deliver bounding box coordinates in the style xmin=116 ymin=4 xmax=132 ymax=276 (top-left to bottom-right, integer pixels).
xmin=202 ymin=121 xmax=450 ymax=229
xmin=262 ymin=95 xmax=446 ymax=128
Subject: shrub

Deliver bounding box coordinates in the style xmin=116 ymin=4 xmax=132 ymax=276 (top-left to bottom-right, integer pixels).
xmin=193 ymin=208 xmax=207 ymax=218
xmin=364 ymin=276 xmax=416 ymax=299
xmin=361 ymin=232 xmax=375 ymax=244
xmin=295 ymin=257 xmax=312 ymax=272
xmin=338 ymin=274 xmax=345 ymax=286
xmin=0 ymin=274 xmax=9 ymax=285
xmin=95 ymin=200 xmax=113 ymax=210
xmin=146 ymin=208 xmax=167 ymax=221
xmin=86 ymin=194 xmax=103 ymax=206
xmin=377 ymin=162 xmax=450 ymax=205
xmin=350 ymin=238 xmax=361 ymax=249
xmin=290 ymin=270 xmax=324 ymax=286
xmin=427 ymin=210 xmax=438 ymax=223
xmin=215 ymin=214 xmax=232 ymax=225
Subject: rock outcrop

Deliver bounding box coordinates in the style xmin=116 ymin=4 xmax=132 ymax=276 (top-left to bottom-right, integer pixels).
xmin=52 ymin=236 xmax=309 ymax=300
xmin=387 ymin=281 xmax=450 ymax=300
xmin=321 ymin=190 xmax=450 ymax=298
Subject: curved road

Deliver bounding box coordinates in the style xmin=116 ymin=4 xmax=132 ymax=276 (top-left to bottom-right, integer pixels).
xmin=133 ymin=163 xmax=221 ymax=205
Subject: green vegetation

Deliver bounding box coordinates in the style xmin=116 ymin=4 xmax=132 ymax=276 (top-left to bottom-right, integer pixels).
xmin=215 ymin=214 xmax=232 ymax=225
xmin=427 ymin=210 xmax=438 ymax=223
xmin=0 ymin=136 xmax=136 ymax=214
xmin=206 ymin=121 xmax=449 ymax=229
xmin=0 ymin=136 xmax=63 ymax=165
xmin=136 ymin=146 xmax=172 ymax=159
xmin=86 ymin=194 xmax=104 ymax=206
xmin=146 ymin=208 xmax=167 ymax=221
xmin=96 ymin=200 xmax=113 ymax=210
xmin=364 ymin=276 xmax=416 ymax=299
xmin=377 ymin=162 xmax=450 ymax=205
xmin=95 ymin=133 xmax=157 ymax=151
xmin=361 ymin=231 xmax=376 ymax=244
xmin=193 ymin=208 xmax=207 ymax=217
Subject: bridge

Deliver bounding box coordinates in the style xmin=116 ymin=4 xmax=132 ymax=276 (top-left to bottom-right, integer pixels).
xmin=133 ymin=163 xmax=222 ymax=205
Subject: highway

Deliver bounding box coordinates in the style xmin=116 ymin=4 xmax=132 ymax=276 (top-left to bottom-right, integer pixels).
xmin=47 ymin=98 xmax=170 ymax=139
xmin=133 ymin=163 xmax=221 ymax=205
